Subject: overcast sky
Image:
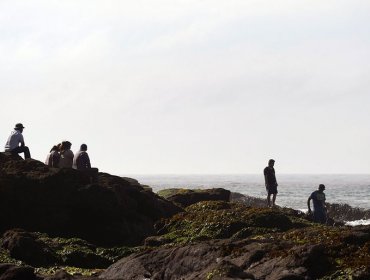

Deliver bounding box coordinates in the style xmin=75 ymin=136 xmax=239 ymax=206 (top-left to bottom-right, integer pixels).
xmin=1 ymin=0 xmax=369 ymax=174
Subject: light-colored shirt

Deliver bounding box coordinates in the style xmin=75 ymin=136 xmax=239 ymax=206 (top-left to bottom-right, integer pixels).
xmin=4 ymin=130 xmax=24 ymax=151
xmin=59 ymin=149 xmax=74 ymax=168
xmin=73 ymin=150 xmax=91 ymax=170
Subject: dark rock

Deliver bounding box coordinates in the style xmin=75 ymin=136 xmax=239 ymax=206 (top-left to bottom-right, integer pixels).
xmin=0 ymin=153 xmax=182 ymax=246
xmin=327 ymin=203 xmax=370 ymax=222
xmin=100 ymin=240 xmax=229 ymax=280
xmin=157 ymin=188 xmax=231 ymax=208
xmin=154 ymin=201 xmax=303 ymax=245
xmin=42 ymin=270 xmax=100 ymax=280
xmin=1 ymin=229 xmax=116 ymax=269
xmin=0 ymin=263 xmax=36 ymax=280
xmin=343 ymin=230 xmax=370 ymax=245
xmin=43 ymin=270 xmax=73 ymax=280
xmin=230 ymin=192 xmax=267 ymax=208
xmin=1 ymin=229 xmax=58 ymax=267
xmin=62 ymin=249 xmax=111 ymax=269
xmin=100 ymin=238 xmax=331 ymax=280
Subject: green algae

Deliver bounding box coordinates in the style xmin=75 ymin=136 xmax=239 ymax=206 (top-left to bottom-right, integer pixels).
xmin=0 ymin=246 xmax=22 ymax=265
xmin=155 ymin=201 xmax=310 ymax=245
xmin=1 ymin=231 xmax=141 ymax=271
xmin=35 ymin=266 xmax=102 ymax=277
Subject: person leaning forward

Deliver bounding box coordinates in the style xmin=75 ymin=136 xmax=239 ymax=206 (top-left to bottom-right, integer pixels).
xmin=307 ymin=184 xmax=327 ymax=224
xmin=4 ymin=123 xmax=31 ymax=159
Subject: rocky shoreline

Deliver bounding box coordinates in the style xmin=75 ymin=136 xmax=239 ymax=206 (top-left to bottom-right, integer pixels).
xmin=1 ymin=152 xmax=370 ymax=279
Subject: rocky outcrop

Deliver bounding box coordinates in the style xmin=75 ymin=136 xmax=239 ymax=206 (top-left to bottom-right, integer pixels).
xmin=102 ymin=204 xmax=370 ymax=280
xmin=101 ymin=228 xmax=370 ymax=280
xmin=149 ymin=201 xmax=308 ymax=246
xmin=157 ymin=188 xmax=230 ymax=208
xmin=0 ymin=153 xmax=182 ymax=246
xmin=0 ymin=263 xmax=36 ymax=280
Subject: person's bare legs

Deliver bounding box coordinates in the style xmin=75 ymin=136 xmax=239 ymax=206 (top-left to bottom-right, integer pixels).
xmin=267 ymin=193 xmax=271 ymax=207
xmin=272 ymin=193 xmax=277 ymax=207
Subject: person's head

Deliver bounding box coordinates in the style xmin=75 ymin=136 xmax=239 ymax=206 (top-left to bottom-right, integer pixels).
xmin=80 ymin=144 xmax=87 ymax=151
xmin=14 ymin=123 xmax=25 ymax=132
xmin=50 ymin=145 xmax=59 ymax=153
xmin=268 ymin=159 xmax=275 ymax=167
xmin=318 ymin=184 xmax=326 ymax=192
xmin=61 ymin=141 xmax=72 ymax=150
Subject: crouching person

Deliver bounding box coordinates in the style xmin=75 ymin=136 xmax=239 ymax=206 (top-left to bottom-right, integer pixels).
xmin=4 ymin=123 xmax=31 ymax=159
xmin=73 ymin=144 xmax=98 ymax=183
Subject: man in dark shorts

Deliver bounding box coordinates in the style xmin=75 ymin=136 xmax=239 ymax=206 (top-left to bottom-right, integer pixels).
xmin=307 ymin=184 xmax=327 ymax=224
xmin=264 ymin=159 xmax=278 ymax=207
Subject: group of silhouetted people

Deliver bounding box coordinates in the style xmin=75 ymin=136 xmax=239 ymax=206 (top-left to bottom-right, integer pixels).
xmin=4 ymin=123 xmax=94 ymax=172
xmin=45 ymin=141 xmax=91 ymax=170
xmin=264 ymin=159 xmax=327 ymax=224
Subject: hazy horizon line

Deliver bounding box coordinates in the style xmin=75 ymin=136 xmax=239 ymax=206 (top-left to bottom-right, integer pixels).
xmin=124 ymin=173 xmax=370 ymax=176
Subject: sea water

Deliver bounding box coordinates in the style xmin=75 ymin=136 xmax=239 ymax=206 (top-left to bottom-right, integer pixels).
xmin=131 ymin=174 xmax=370 ymax=225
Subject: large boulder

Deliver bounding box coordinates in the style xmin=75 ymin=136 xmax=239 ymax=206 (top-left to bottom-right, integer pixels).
xmin=1 ymin=229 xmax=58 ymax=267
xmin=0 ymin=153 xmax=182 ymax=246
xmin=0 ymin=264 xmax=36 ymax=280
xmin=157 ymin=188 xmax=230 ymax=208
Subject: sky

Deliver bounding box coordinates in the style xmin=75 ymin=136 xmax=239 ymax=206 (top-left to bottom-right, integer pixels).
xmin=1 ymin=0 xmax=370 ymax=175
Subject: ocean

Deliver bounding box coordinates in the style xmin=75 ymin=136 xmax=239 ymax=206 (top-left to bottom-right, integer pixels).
xmin=131 ymin=174 xmax=370 ymax=224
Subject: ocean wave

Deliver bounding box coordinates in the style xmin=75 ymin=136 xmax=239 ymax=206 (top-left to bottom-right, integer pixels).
xmin=345 ymin=219 xmax=370 ymax=226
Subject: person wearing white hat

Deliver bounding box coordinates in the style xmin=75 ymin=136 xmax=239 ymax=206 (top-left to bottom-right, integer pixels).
xmin=4 ymin=123 xmax=31 ymax=159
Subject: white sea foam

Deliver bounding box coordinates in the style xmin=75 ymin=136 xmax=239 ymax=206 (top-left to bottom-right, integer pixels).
xmin=345 ymin=219 xmax=370 ymax=226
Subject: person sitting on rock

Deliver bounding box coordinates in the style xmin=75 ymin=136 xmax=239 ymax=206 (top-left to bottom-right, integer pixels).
xmin=59 ymin=141 xmax=74 ymax=168
xmin=4 ymin=123 xmax=31 ymax=159
xmin=307 ymin=184 xmax=327 ymax=224
xmin=73 ymin=144 xmax=91 ymax=170
xmin=73 ymin=144 xmax=98 ymax=183
xmin=45 ymin=145 xmax=60 ymax=167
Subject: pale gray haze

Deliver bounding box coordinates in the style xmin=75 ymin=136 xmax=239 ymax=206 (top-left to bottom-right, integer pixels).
xmin=1 ymin=0 xmax=369 ymax=174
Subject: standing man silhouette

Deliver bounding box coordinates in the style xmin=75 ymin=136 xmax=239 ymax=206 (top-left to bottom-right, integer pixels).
xmin=264 ymin=159 xmax=278 ymax=207
xmin=4 ymin=123 xmax=31 ymax=159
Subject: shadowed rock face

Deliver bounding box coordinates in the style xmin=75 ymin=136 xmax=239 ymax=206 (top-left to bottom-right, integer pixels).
xmin=0 ymin=153 xmax=182 ymax=246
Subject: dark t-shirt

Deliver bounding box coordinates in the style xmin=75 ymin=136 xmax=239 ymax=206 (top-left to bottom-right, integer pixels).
xmin=264 ymin=167 xmax=277 ymax=187
xmin=310 ymin=190 xmax=326 ymax=211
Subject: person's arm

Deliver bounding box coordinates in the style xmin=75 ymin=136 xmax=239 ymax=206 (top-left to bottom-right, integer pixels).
xmin=19 ymin=134 xmax=25 ymax=147
xmin=264 ymin=175 xmax=268 ymax=187
xmin=86 ymin=154 xmax=91 ymax=168
xmin=307 ymin=197 xmax=312 ymax=213
xmin=264 ymin=169 xmax=269 ymax=187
